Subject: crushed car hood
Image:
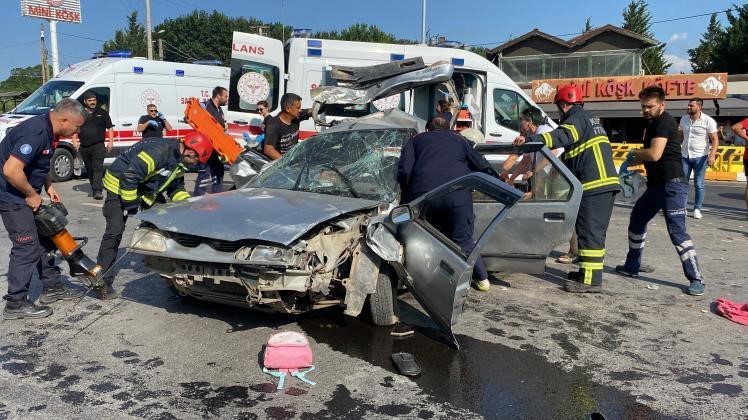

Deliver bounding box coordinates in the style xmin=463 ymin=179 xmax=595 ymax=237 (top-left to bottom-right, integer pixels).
xmin=136 ymin=188 xmax=380 ymax=246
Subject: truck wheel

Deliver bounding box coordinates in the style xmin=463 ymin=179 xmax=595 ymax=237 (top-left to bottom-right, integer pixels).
xmin=366 ymin=264 xmax=397 ymax=326
xmin=50 ymin=148 xmax=74 ymax=182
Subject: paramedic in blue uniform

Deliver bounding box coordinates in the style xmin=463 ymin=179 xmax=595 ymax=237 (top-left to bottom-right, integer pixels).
xmin=398 ymin=116 xmax=499 ymax=292
xmin=0 ymin=98 xmax=86 ymax=320
xmin=616 ymin=85 xmax=706 ymax=296
xmin=194 ymin=86 xmax=229 ymax=196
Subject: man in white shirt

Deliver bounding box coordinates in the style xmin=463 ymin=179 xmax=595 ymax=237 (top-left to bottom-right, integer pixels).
xmin=679 ymin=97 xmax=719 ymax=219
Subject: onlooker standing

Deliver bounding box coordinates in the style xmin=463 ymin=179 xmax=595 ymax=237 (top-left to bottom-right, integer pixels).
xmin=719 ymin=119 xmax=735 ymax=145
xmin=263 ymin=93 xmax=311 ymax=160
xmin=679 ymin=98 xmax=719 ymax=219
xmin=78 ymin=91 xmax=114 ymax=200
xmin=731 ymin=118 xmax=748 ymax=218
xmin=617 ymin=86 xmax=706 ymax=296
xmin=435 ymin=99 xmax=453 ymax=123
xmin=137 ymin=104 xmax=172 ymax=138
xmin=194 ymin=86 xmax=228 ymax=196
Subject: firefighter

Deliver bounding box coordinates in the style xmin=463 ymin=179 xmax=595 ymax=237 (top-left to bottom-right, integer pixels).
xmin=1 ymin=99 xmax=86 ymax=319
xmin=95 ymin=132 xmax=212 ymax=299
xmin=514 ymin=85 xmax=619 ymax=293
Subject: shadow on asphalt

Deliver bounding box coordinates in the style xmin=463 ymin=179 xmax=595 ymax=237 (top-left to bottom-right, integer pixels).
xmin=718 ymin=227 xmax=748 ymax=237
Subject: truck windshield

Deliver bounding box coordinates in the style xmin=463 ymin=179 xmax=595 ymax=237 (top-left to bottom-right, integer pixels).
xmin=249 ymin=128 xmax=411 ymax=202
xmin=13 ymin=80 xmax=84 ymax=115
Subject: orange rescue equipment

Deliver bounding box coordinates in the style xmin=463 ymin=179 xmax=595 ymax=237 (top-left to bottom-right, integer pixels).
xmin=183 ymin=97 xmax=244 ymax=164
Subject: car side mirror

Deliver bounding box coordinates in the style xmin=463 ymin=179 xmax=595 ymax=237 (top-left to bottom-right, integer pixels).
xmin=390 ymin=205 xmax=413 ymax=225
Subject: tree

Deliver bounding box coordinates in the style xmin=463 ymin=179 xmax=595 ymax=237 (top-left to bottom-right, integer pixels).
xmin=313 ymin=23 xmax=412 ymax=44
xmin=688 ymin=14 xmax=724 ymax=73
xmin=584 ymin=17 xmax=594 ymax=33
xmin=622 ymin=0 xmax=670 ymax=74
xmin=469 ymin=46 xmax=489 ymax=57
xmin=712 ymin=4 xmax=748 ymax=74
xmin=0 ymin=65 xmax=51 ymax=93
xmin=102 ymin=12 xmax=147 ymax=57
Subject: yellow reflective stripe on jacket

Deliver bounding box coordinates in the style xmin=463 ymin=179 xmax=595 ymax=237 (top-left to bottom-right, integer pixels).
xmin=103 ymin=170 xmax=119 ymax=193
xmin=593 ymin=142 xmax=607 ymax=181
xmin=137 ymin=151 xmax=156 ymax=176
xmin=141 ymin=194 xmax=155 ymax=206
xmin=565 ymin=136 xmax=609 ymax=158
xmin=583 ymin=176 xmax=620 ymax=191
xmin=579 ymin=249 xmax=605 ymax=257
xmin=156 ymin=164 xmax=186 ymax=194
xmin=560 ymin=124 xmax=579 ymax=142
xmin=171 ymin=190 xmax=190 ymax=201
xmin=541 ymin=132 xmax=553 ymax=148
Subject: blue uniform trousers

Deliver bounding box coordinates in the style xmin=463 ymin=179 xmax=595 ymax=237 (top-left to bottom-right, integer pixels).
xmin=623 ymin=180 xmax=704 ymax=283
xmin=193 ymin=152 xmax=224 ymax=196
xmin=423 ymin=198 xmax=488 ymax=281
xmin=0 ymin=201 xmax=62 ymax=301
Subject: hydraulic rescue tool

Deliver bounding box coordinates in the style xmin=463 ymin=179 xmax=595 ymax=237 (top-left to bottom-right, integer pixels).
xmin=34 ymin=202 xmax=105 ymax=288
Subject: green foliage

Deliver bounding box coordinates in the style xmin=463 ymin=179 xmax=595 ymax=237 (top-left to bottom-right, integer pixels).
xmin=313 ymin=23 xmax=413 ymax=44
xmin=584 ymin=17 xmax=593 ymax=33
xmin=688 ymin=14 xmax=724 ymax=73
xmin=0 ymin=65 xmax=51 ymax=93
xmin=469 ymin=46 xmax=489 ymax=58
xmin=712 ymin=5 xmax=748 ymax=73
xmin=622 ymin=0 xmax=670 ymax=74
xmin=102 ymin=12 xmax=147 ymax=57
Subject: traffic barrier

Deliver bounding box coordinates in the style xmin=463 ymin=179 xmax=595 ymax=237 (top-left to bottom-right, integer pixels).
xmin=610 ymin=143 xmax=745 ymax=181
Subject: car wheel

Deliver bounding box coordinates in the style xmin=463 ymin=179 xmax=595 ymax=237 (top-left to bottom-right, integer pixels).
xmin=50 ymin=148 xmax=74 ymax=182
xmin=366 ymin=264 xmax=397 ymax=326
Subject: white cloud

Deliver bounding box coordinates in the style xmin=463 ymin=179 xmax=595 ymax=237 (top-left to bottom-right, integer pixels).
xmin=664 ymin=54 xmax=692 ymax=74
xmin=668 ymin=32 xmax=688 ymax=43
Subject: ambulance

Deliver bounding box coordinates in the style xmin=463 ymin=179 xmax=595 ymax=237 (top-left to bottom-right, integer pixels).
xmin=0 ymin=55 xmax=229 ymax=181
xmin=227 ymin=32 xmax=549 ymax=143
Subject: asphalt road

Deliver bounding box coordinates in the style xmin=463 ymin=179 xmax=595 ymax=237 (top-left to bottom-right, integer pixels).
xmin=0 ymin=177 xmax=747 ymax=419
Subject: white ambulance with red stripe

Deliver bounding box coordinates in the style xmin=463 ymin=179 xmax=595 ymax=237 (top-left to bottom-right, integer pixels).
xmin=0 ymin=55 xmax=229 ymax=181
xmin=227 ymin=32 xmax=545 ymax=144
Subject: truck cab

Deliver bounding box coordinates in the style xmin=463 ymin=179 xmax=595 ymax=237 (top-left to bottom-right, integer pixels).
xmin=226 ymin=32 xmax=552 ymax=143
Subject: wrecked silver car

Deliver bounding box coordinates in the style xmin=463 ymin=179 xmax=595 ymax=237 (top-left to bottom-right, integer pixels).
xmin=129 ymin=60 xmax=581 ymax=347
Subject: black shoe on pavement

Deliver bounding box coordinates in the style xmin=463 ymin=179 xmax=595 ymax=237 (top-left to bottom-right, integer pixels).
xmin=95 ymin=285 xmax=118 ymax=300
xmin=39 ymin=285 xmax=85 ymax=304
xmin=3 ymin=300 xmax=53 ymax=320
xmin=93 ymin=191 xmax=103 ymax=200
xmin=615 ymin=265 xmax=639 ymax=278
xmin=564 ymin=280 xmax=602 ymax=293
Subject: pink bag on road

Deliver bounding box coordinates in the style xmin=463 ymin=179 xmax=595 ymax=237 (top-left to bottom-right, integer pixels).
xmin=262 ymin=331 xmax=316 ymax=389
xmin=714 ymin=298 xmax=748 ymax=326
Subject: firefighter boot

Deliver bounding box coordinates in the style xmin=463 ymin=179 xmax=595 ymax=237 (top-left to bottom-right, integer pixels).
xmin=565 ymin=271 xmax=602 ymax=293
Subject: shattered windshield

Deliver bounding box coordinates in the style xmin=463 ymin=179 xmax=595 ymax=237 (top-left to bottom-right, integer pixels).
xmin=249 ymin=128 xmax=412 ymax=202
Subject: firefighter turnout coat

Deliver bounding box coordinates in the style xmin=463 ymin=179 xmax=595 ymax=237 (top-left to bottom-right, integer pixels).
xmin=529 ymin=105 xmax=619 ymax=195
xmin=102 ymin=137 xmax=191 ymax=210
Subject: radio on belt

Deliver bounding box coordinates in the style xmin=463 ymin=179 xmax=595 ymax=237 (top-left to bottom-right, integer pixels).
xmin=34 ymin=202 xmax=105 ymax=288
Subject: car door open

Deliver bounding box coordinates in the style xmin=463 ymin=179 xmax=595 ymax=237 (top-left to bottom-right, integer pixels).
xmin=388 ymin=172 xmax=523 ymax=348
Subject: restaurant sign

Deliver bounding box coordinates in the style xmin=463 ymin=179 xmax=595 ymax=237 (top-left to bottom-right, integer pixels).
xmin=531 ymin=73 xmax=727 ymax=103
xmin=20 ymin=0 xmax=81 ymax=23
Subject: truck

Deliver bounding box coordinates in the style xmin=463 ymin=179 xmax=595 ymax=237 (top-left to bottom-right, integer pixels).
xmin=226 ymin=32 xmax=549 ymax=144
xmin=0 ymin=56 xmax=229 ymax=181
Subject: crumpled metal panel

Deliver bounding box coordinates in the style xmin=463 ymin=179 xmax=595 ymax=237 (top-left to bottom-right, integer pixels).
xmin=136 ymin=188 xmax=379 ymax=246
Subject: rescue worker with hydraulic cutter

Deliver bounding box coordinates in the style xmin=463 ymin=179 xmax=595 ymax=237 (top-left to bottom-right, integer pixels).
xmin=514 ymin=84 xmax=619 ymax=293
xmin=95 ymin=132 xmax=213 ymax=299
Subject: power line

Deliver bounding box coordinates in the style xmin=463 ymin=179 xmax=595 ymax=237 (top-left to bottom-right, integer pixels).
xmin=464 ymin=8 xmax=735 ymax=48
xmin=57 ymin=31 xmax=108 ymax=43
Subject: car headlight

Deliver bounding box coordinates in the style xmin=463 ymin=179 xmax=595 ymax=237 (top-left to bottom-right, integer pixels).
xmin=129 ymin=227 xmax=167 ymax=252
xmin=250 ymin=245 xmax=294 ymax=263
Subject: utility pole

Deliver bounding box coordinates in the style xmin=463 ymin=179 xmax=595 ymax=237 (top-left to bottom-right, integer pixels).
xmin=145 ymin=0 xmax=153 ymax=60
xmin=40 ymin=24 xmax=48 ymax=83
xmin=158 ymin=38 xmax=164 ymax=60
xmin=49 ymin=20 xmax=59 ymax=75
xmin=421 ymin=0 xmax=427 ymax=45
xmin=251 ymin=25 xmax=269 ymax=36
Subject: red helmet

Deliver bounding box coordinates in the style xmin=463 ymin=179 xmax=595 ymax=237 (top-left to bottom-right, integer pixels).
xmin=183 ymin=131 xmax=213 ymax=164
xmin=554 ymin=84 xmax=584 ymax=105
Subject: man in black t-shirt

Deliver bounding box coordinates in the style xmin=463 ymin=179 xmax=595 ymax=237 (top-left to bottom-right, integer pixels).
xmin=137 ymin=104 xmax=172 ymax=138
xmin=616 ymin=85 xmax=706 ymax=296
xmin=263 ymin=93 xmax=311 ymax=160
xmin=78 ymin=91 xmax=114 ymax=200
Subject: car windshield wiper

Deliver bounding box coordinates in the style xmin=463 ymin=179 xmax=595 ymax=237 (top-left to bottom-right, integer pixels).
xmin=320 ymin=164 xmax=361 ymax=198
xmin=291 ymin=159 xmax=311 ymax=191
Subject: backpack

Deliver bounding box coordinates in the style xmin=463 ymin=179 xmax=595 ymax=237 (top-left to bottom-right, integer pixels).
xmin=262 ymin=331 xmax=316 ymax=390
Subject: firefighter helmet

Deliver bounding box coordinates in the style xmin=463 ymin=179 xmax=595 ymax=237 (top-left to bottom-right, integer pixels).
xmin=554 ymin=84 xmax=584 ymax=105
xmin=183 ymin=131 xmax=213 ymax=164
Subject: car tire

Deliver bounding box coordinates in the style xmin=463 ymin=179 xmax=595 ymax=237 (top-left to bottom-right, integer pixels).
xmin=366 ymin=264 xmax=397 ymax=326
xmin=50 ymin=148 xmax=74 ymax=182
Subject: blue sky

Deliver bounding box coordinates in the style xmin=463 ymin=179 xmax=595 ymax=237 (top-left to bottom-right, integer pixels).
xmin=1 ymin=0 xmax=740 ymax=81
